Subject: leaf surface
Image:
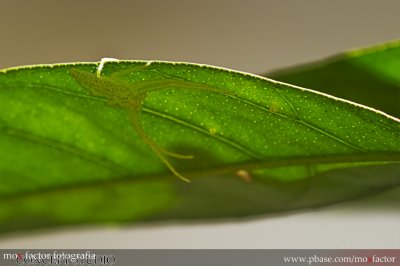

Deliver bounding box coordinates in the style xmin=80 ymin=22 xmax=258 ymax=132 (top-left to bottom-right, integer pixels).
xmin=0 ymin=45 xmax=399 ymax=234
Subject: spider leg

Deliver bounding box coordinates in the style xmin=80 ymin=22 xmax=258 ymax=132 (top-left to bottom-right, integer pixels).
xmin=127 ymin=102 xmax=191 ymax=182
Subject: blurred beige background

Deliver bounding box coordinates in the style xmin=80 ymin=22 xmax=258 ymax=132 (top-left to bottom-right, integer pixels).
xmin=0 ymin=0 xmax=399 ymax=248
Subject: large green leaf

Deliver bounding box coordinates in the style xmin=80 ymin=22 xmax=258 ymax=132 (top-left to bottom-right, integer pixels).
xmin=268 ymin=41 xmax=400 ymax=118
xmin=1 ymin=44 xmax=399 ymax=234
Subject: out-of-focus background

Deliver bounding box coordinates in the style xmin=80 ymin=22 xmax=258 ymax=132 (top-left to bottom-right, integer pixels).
xmin=0 ymin=0 xmax=399 ymax=248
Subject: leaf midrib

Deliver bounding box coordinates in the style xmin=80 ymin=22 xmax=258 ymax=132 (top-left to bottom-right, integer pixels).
xmin=1 ymin=152 xmax=399 ymax=202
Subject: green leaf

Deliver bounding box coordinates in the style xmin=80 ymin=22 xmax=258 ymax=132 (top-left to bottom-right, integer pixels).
xmin=1 ymin=46 xmax=399 ymax=234
xmin=268 ymin=41 xmax=400 ymax=118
